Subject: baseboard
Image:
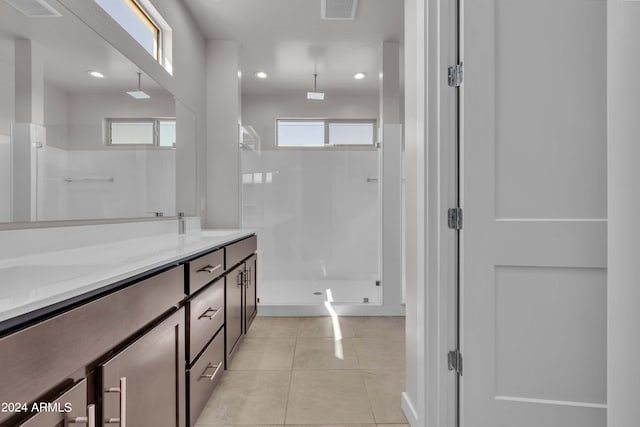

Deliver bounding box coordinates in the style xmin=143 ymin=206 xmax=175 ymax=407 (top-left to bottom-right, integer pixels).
xmin=402 ymin=391 xmax=419 ymax=426
xmin=257 ymin=304 xmax=407 ymax=317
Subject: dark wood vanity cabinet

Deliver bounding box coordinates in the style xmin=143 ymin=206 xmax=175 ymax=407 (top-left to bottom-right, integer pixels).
xmin=15 ymin=379 xmax=93 ymax=427
xmin=0 ymin=233 xmax=257 ymax=427
xmin=225 ymin=264 xmax=244 ymax=360
xmin=98 ymin=309 xmax=185 ymax=427
xmin=244 ymin=254 xmax=258 ymax=333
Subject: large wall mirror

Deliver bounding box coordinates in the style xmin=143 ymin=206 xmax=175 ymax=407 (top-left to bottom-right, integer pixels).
xmin=0 ymin=0 xmax=177 ymax=224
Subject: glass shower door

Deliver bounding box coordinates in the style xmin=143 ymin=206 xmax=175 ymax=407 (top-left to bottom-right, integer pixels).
xmin=241 ymin=137 xmax=380 ymax=306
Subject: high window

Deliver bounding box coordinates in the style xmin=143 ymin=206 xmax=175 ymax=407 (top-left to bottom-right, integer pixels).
xmin=276 ymin=119 xmax=377 ymax=147
xmin=95 ymin=0 xmax=160 ymax=61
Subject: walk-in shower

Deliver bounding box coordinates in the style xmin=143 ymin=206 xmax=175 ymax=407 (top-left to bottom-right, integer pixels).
xmin=241 ymin=142 xmax=381 ymax=307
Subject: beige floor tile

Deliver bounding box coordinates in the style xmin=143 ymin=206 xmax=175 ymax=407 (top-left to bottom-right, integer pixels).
xmin=286 ymin=425 xmax=376 ymax=427
xmin=353 ymin=317 xmax=405 ymax=339
xmin=246 ymin=317 xmax=300 ymax=337
xmin=376 ymin=424 xmax=410 ymax=427
xmin=296 ymin=316 xmax=363 ymax=338
xmin=196 ymin=425 xmax=282 ymax=427
xmin=352 ymin=338 xmax=406 ymax=370
xmin=362 ymin=370 xmax=408 ymax=424
xmin=228 ymin=338 xmax=296 ymax=370
xmin=293 ymin=337 xmax=359 ymax=370
xmin=197 ymin=371 xmax=290 ymax=424
xmin=285 ymin=370 xmax=375 ymax=424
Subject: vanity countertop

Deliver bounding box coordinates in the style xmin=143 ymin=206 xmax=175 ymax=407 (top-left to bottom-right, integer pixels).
xmin=0 ymin=229 xmax=255 ymax=334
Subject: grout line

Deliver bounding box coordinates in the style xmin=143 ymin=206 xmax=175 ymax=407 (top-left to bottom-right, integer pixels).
xmin=282 ymin=319 xmax=298 ymax=425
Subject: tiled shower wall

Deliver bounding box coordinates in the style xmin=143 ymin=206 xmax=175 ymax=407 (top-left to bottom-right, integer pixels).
xmin=242 ymin=148 xmax=379 ymax=303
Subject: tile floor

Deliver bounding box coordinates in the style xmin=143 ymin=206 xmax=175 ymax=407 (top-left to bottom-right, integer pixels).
xmin=195 ymin=316 xmax=408 ymax=427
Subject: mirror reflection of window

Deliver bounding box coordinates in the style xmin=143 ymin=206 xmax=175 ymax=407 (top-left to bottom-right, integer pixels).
xmin=107 ymin=118 xmax=176 ymax=147
xmin=159 ymin=120 xmax=176 ymax=148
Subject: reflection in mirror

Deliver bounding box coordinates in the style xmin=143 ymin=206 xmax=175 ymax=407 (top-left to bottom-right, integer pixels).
xmin=0 ymin=0 xmax=176 ymax=224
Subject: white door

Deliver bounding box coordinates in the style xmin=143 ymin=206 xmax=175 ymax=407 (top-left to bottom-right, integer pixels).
xmin=461 ymin=1 xmax=607 ymax=426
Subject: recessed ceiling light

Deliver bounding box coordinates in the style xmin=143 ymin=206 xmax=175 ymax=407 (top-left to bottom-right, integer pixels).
xmin=353 ymin=72 xmax=367 ymax=80
xmin=88 ymin=70 xmax=105 ymax=78
xmin=255 ymin=71 xmax=268 ymax=79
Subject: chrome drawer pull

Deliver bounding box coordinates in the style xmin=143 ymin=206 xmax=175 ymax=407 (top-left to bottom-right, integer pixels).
xmin=66 ymin=404 xmax=95 ymax=427
xmin=105 ymin=377 xmax=126 ymax=427
xmin=198 ymin=307 xmax=219 ymax=320
xmin=198 ymin=264 xmax=222 ymax=274
xmin=199 ymin=362 xmax=222 ymax=381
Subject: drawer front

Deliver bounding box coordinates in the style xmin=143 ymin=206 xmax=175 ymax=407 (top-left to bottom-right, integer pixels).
xmin=188 ymin=280 xmax=225 ymax=363
xmin=226 ymin=235 xmax=257 ymax=269
xmin=17 ymin=379 xmax=91 ymax=427
xmin=188 ymin=330 xmax=225 ymax=427
xmin=0 ymin=266 xmax=184 ymax=420
xmin=188 ymin=249 xmax=224 ymax=294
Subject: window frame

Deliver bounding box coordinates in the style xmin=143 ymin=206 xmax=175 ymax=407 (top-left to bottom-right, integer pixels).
xmin=275 ymin=118 xmax=378 ymax=148
xmin=124 ymin=0 xmax=161 ymax=61
xmin=106 ymin=117 xmax=176 ymax=148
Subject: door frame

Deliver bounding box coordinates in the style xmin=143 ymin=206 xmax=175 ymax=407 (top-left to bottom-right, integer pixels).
xmin=402 ymin=0 xmax=459 ymax=426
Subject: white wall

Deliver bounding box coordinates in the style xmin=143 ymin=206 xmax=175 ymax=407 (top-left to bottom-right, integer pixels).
xmin=43 ymin=82 xmax=69 ymax=150
xmin=403 ymin=0 xmax=419 ymax=413
xmin=206 ymin=40 xmax=241 ymax=228
xmin=0 ymin=32 xmax=14 ymax=136
xmin=608 ymin=1 xmax=640 ymax=425
xmin=242 ymin=93 xmax=379 ymax=150
xmin=0 ymin=33 xmax=13 ymax=222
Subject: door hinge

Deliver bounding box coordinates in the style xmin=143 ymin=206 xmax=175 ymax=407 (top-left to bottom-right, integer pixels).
xmin=448 ymin=63 xmax=463 ymax=88
xmin=448 ymin=349 xmax=463 ymax=375
xmin=447 ymin=207 xmax=463 ymax=230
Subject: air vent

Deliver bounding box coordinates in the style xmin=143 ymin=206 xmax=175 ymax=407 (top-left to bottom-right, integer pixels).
xmin=321 ymin=0 xmax=358 ymax=20
xmin=4 ymin=0 xmax=62 ymax=17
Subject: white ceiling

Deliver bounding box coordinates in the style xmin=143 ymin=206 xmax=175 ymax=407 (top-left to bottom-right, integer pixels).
xmin=184 ymin=0 xmax=404 ymax=95
xmin=0 ymin=0 xmax=166 ymax=96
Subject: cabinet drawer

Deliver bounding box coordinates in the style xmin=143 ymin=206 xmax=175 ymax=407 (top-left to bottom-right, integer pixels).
xmin=188 ymin=330 xmax=225 ymax=427
xmin=188 ymin=280 xmax=225 ymax=363
xmin=17 ymin=379 xmax=92 ymax=427
xmin=226 ymin=235 xmax=257 ymax=269
xmin=188 ymin=249 xmax=224 ymax=294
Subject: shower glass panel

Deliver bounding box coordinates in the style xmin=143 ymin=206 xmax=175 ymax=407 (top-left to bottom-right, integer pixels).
xmin=241 ymin=143 xmax=380 ymax=305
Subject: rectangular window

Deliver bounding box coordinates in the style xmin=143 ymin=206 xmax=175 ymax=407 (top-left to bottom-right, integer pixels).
xmin=328 ymin=121 xmax=376 ymax=146
xmin=277 ymin=120 xmax=325 ymax=147
xmin=95 ymin=0 xmax=160 ymax=61
xmin=107 ymin=118 xmax=176 ymax=147
xmin=276 ymin=119 xmax=376 ymax=147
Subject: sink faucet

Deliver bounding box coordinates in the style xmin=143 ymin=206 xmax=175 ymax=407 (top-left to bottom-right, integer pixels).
xmin=178 ymin=212 xmax=186 ymax=235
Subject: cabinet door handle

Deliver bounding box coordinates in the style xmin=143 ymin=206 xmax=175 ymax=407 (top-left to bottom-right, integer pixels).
xmin=66 ymin=404 xmax=95 ymax=427
xmin=198 ymin=307 xmax=219 ymax=320
xmin=198 ymin=264 xmax=222 ymax=274
xmin=237 ymin=271 xmax=243 ymax=287
xmin=105 ymin=377 xmax=126 ymax=427
xmin=245 ymin=267 xmax=252 ymax=288
xmin=199 ymin=362 xmax=222 ymax=381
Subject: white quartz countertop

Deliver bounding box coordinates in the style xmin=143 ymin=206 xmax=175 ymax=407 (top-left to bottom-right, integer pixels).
xmin=0 ymin=229 xmax=255 ymax=329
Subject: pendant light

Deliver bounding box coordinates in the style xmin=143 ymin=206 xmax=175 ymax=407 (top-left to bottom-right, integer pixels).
xmin=127 ymin=72 xmax=150 ymax=99
xmin=307 ymin=73 xmax=325 ymax=100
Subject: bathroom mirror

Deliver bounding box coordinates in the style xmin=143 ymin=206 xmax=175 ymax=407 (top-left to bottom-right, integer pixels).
xmin=0 ymin=0 xmax=177 ymax=224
